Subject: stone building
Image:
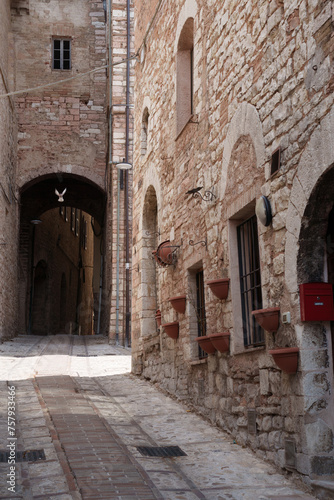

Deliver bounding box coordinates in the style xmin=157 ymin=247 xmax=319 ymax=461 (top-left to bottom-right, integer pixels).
xmin=0 ymin=1 xmax=18 ymax=340
xmin=132 ymin=0 xmax=334 ymax=489
xmin=0 ymin=0 xmax=133 ymax=342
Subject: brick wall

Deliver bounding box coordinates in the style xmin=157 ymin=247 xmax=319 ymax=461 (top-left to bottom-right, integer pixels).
xmin=132 ymin=0 xmax=334 ymax=481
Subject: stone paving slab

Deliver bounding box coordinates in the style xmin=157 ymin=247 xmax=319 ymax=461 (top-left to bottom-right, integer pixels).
xmin=0 ymin=335 xmax=320 ymax=499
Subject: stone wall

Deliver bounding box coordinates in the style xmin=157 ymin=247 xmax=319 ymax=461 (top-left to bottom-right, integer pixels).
xmin=132 ymin=0 xmax=334 ymax=483
xmin=0 ymin=0 xmax=18 ymax=340
xmin=8 ymin=0 xmax=133 ymax=341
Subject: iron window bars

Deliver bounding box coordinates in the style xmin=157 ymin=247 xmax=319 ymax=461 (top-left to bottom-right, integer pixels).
xmin=196 ymin=269 xmax=207 ymax=358
xmin=237 ymin=215 xmax=264 ymax=347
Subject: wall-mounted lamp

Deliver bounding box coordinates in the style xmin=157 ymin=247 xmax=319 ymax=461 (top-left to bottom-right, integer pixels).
xmin=186 ymin=187 xmax=216 ymax=202
xmin=116 ymin=159 xmax=133 ymax=170
xmin=255 ymin=195 xmax=272 ymax=226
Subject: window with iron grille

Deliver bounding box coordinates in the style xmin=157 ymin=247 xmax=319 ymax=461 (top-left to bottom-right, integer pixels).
xmin=53 ymin=39 xmax=71 ymax=70
xmin=196 ymin=269 xmax=207 ymax=358
xmin=237 ymin=215 xmax=264 ymax=347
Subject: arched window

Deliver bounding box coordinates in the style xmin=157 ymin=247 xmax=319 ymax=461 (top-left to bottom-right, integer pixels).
xmin=176 ymin=17 xmax=194 ymax=136
xmin=141 ymin=107 xmax=149 ymax=156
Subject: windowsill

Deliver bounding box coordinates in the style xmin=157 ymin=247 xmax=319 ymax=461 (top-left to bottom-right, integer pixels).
xmin=232 ymin=345 xmax=265 ymax=356
xmin=51 ymin=68 xmax=72 ymax=72
xmin=189 ymin=358 xmax=208 ymax=366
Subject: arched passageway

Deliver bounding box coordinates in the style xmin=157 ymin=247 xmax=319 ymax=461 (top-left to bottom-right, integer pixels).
xmin=19 ymin=173 xmax=108 ymax=336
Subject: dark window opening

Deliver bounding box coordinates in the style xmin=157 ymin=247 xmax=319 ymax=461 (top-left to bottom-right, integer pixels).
xmin=237 ymin=215 xmax=264 ymax=347
xmin=271 ymin=148 xmax=280 ymax=176
xmin=196 ymin=269 xmax=207 ymax=358
xmin=53 ymin=39 xmax=71 ymax=70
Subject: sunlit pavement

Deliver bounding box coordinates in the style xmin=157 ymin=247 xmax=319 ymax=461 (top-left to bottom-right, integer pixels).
xmin=0 ymin=335 xmax=317 ymax=499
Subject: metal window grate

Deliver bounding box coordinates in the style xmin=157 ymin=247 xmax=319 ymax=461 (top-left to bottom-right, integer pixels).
xmin=136 ymin=446 xmax=187 ymax=458
xmin=237 ymin=215 xmax=264 ymax=347
xmin=196 ymin=269 xmax=207 ymax=358
xmin=0 ymin=450 xmax=46 ymax=462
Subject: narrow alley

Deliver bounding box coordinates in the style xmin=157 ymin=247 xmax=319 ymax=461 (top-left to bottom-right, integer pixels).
xmin=0 ymin=335 xmax=317 ymax=500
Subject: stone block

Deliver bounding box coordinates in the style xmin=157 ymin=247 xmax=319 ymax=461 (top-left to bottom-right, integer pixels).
xmin=305 ymin=419 xmax=334 ymax=454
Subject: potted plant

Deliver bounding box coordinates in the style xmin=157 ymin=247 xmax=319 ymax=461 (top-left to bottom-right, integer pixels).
xmin=269 ymin=347 xmax=299 ymax=374
xmin=207 ymin=278 xmax=230 ymax=300
xmin=161 ymin=321 xmax=179 ymax=339
xmin=209 ymin=332 xmax=230 ymax=353
xmin=169 ymin=295 xmax=186 ymax=314
xmin=252 ymin=307 xmax=280 ymax=332
xmin=195 ymin=335 xmax=217 ymax=354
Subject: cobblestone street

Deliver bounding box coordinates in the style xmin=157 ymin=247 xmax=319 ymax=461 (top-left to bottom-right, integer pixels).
xmin=0 ymin=335 xmax=317 ymax=499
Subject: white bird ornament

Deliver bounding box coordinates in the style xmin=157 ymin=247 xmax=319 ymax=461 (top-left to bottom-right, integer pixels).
xmin=55 ymin=188 xmax=67 ymax=202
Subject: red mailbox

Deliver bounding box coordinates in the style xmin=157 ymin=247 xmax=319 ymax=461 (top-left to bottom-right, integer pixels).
xmin=299 ymin=283 xmax=334 ymax=322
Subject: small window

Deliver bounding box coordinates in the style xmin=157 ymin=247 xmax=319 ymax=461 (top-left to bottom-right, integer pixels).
xmin=176 ymin=18 xmax=194 ymax=136
xmin=53 ymin=39 xmax=71 ymax=70
xmin=237 ymin=215 xmax=264 ymax=347
xmin=141 ymin=108 xmax=149 ymax=157
xmin=271 ymin=148 xmax=281 ymax=176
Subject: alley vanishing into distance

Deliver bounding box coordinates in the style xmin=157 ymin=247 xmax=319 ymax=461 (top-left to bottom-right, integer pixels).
xmin=0 ymin=335 xmax=317 ymax=500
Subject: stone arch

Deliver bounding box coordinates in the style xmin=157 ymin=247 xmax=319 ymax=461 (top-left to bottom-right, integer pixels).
xmin=285 ymin=106 xmax=334 ymax=295
xmin=17 ymin=164 xmax=105 ymax=194
xmin=174 ymin=0 xmax=198 ymax=53
xmin=284 ymin=106 xmax=334 ymax=477
xmin=220 ymin=102 xmax=265 ymax=199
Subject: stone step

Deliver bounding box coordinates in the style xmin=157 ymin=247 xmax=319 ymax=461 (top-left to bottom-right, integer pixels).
xmin=311 ymin=480 xmax=334 ymax=499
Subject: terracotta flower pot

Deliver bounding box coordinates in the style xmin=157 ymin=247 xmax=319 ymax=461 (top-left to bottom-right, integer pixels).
xmin=155 ymin=309 xmax=162 ymax=327
xmin=269 ymin=347 xmax=299 ymax=374
xmin=252 ymin=307 xmax=280 ymax=332
xmin=169 ymin=295 xmax=186 ymax=314
xmin=209 ymin=332 xmax=230 ymax=353
xmin=195 ymin=335 xmax=217 ymax=354
xmin=162 ymin=321 xmax=179 ymax=339
xmin=207 ymin=279 xmax=230 ymax=300
xmin=157 ymin=241 xmax=173 ymax=266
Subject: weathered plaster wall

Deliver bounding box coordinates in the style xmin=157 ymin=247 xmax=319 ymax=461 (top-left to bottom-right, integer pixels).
xmin=132 ymin=0 xmax=334 ymax=482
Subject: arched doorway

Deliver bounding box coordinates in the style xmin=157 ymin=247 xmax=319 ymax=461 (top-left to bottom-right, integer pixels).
xmin=296 ymin=165 xmax=334 ymax=476
xmin=19 ymin=173 xmax=108 ymax=336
